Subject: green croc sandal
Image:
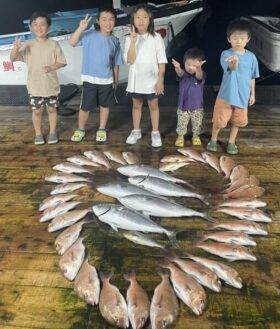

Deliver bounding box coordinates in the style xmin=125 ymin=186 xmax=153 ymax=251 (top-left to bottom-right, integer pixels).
xmin=227 ymin=143 xmax=238 ymax=155
xmin=206 ymin=140 xmax=217 ymax=152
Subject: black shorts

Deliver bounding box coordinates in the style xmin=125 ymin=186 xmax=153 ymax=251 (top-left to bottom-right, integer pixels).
xmin=29 ymin=95 xmax=59 ymax=110
xmin=127 ymin=92 xmax=158 ymax=100
xmin=80 ymin=82 xmax=114 ymax=111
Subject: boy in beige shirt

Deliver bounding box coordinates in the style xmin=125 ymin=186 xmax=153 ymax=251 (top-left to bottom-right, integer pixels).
xmin=10 ymin=11 xmax=67 ymax=144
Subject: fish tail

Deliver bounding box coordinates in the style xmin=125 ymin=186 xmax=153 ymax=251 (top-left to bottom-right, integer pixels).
xmin=202 ymin=213 xmax=216 ymax=222
xmin=166 ymin=230 xmax=177 ymax=247
xmin=157 ymin=269 xmax=170 ymax=278
xmin=199 ymin=194 xmax=211 ymax=206
xmin=123 ymin=270 xmax=136 ymax=281
xmin=195 ymin=231 xmax=207 ymax=243
xmin=99 ymin=271 xmax=113 ymax=282
xmin=182 ymin=180 xmax=195 ymax=189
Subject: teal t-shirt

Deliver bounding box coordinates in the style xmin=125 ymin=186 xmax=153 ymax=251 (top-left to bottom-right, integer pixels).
xmin=218 ymin=49 xmax=259 ymax=108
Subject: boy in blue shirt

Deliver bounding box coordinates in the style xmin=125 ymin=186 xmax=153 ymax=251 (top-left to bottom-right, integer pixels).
xmin=70 ymin=8 xmax=123 ymax=142
xmin=207 ymin=19 xmax=259 ymax=154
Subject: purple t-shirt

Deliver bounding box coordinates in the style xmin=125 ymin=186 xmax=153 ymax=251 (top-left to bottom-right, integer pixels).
xmin=178 ymin=71 xmax=205 ymax=111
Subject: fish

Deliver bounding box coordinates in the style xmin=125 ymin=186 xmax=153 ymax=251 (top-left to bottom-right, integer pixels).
xmin=218 ymin=198 xmax=267 ymax=208
xmin=92 ymin=203 xmax=176 ymax=243
xmin=39 ymin=193 xmax=77 ymax=211
xmin=39 ymin=201 xmax=81 ymax=222
xmin=50 ymin=182 xmax=88 ymax=195
xmin=177 ymin=147 xmax=205 ymax=163
xmin=201 ymin=152 xmax=222 ymax=174
xmin=215 ymin=207 xmax=272 ymax=222
xmin=160 ymin=154 xmax=195 ymax=163
xmin=160 ymin=260 xmax=206 ymax=316
xmin=219 ymin=155 xmax=235 ymax=179
xmin=84 ymin=150 xmax=111 ymax=168
xmin=48 ymin=209 xmax=90 ymax=232
xmin=99 ymin=272 xmax=129 ymax=328
xmin=103 ymin=150 xmax=127 ymax=165
xmin=123 ymin=231 xmax=166 ymax=249
xmin=67 ymin=155 xmax=101 ymax=167
xmin=118 ymin=194 xmax=211 ymax=220
xmin=224 ymin=175 xmax=260 ymax=193
xmin=229 ymin=165 xmax=249 ymax=184
xmin=124 ymin=271 xmax=150 ymax=329
xmin=183 ymin=253 xmax=242 ymax=288
xmin=58 ymin=236 xmax=86 ymax=281
xmin=74 ymin=258 xmax=100 ymax=306
xmin=122 ymin=152 xmax=140 ymax=165
xmin=195 ymin=241 xmax=256 ymax=261
xmin=45 ymin=172 xmax=91 ymax=183
xmin=197 ymin=230 xmax=256 ymax=246
xmin=150 ymin=270 xmax=179 ymax=329
xmin=117 ymin=164 xmax=193 ymax=188
xmin=128 ymin=175 xmax=209 ymax=204
xmin=159 ymin=162 xmax=190 ymax=172
xmin=97 ymin=182 xmax=163 ymax=199
xmin=54 ymin=219 xmax=88 ymax=254
xmin=208 ymin=219 xmax=267 ymax=235
xmin=53 ymin=162 xmax=94 ymax=175
xmin=222 ymin=186 xmax=265 ymax=199
xmin=166 ymin=253 xmax=221 ymax=292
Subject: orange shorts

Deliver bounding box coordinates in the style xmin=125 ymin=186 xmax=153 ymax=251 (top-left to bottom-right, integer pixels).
xmin=212 ymin=98 xmax=248 ymax=128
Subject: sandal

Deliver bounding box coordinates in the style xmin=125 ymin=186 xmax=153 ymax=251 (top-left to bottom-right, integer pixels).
xmin=192 ymin=136 xmax=202 ymax=146
xmin=206 ymin=140 xmax=217 ymax=152
xmin=175 ymin=136 xmax=184 ymax=148
xmin=227 ymin=143 xmax=238 ymax=154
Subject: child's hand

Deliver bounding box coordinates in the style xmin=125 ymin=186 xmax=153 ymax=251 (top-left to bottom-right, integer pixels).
xmin=130 ymin=25 xmax=138 ymax=43
xmin=79 ymin=14 xmax=92 ymax=31
xmin=13 ymin=36 xmax=22 ymax=50
xmin=155 ymin=80 xmax=164 ymax=96
xmin=171 ymin=58 xmax=180 ymax=69
xmin=194 ymin=59 xmax=206 ymax=68
xmin=249 ymin=94 xmax=255 ymax=106
xmin=43 ymin=65 xmax=53 ymax=74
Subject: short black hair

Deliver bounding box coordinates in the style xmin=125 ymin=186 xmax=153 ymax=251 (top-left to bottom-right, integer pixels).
xmin=183 ymin=48 xmax=205 ymax=63
xmin=30 ymin=11 xmax=51 ymax=27
xmin=130 ymin=3 xmax=155 ymax=36
xmin=94 ymin=7 xmax=117 ymax=30
xmin=226 ymin=19 xmax=251 ymax=38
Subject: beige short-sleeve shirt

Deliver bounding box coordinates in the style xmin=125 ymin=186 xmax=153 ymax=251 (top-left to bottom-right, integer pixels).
xmin=15 ymin=38 xmax=67 ymax=97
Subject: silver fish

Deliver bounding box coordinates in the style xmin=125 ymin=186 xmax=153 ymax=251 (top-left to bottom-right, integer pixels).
xmin=123 ymin=231 xmax=166 ymax=249
xmin=40 ymin=201 xmax=81 ymax=222
xmin=150 ymin=270 xmax=179 ymax=329
xmin=39 ymin=193 xmax=77 ymax=211
xmin=50 ymin=182 xmax=88 ymax=195
xmin=53 ymin=162 xmax=94 ymax=175
xmin=99 ymin=272 xmax=129 ymax=328
xmin=103 ymin=150 xmax=127 ymax=165
xmin=74 ymin=258 xmax=100 ymax=306
xmin=67 ymin=155 xmax=101 ymax=167
xmin=184 ymin=253 xmax=242 ymax=288
xmin=92 ymin=203 xmax=176 ymax=243
xmin=48 ymin=209 xmax=90 ymax=232
xmin=58 ymin=236 xmax=86 ymax=281
xmin=128 ymin=175 xmax=208 ymax=204
xmin=198 ymin=230 xmax=256 ymax=246
xmin=84 ymin=150 xmax=111 ymax=168
xmin=124 ymin=271 xmax=150 ymax=329
xmin=215 ymin=207 xmax=272 ymax=222
xmin=195 ymin=241 xmax=256 ymax=261
xmin=117 ymin=164 xmax=193 ymax=188
xmin=45 ymin=172 xmax=91 ymax=183
xmin=54 ymin=219 xmax=88 ymax=255
xmin=118 ymin=194 xmax=210 ymax=220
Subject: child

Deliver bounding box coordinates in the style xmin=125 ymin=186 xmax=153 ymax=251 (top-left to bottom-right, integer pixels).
xmin=70 ymin=8 xmax=123 ymax=143
xmin=207 ymin=18 xmax=259 ymax=154
xmin=124 ymin=3 xmax=167 ymax=147
xmin=10 ymin=11 xmax=67 ymax=145
xmin=172 ymin=48 xmax=206 ymax=148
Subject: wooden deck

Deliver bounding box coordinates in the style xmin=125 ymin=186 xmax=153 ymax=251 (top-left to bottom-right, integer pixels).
xmin=0 ymin=99 xmax=279 ymax=329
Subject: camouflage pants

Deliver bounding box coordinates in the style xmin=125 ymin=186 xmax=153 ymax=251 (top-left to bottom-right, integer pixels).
xmin=176 ymin=108 xmax=204 ymax=137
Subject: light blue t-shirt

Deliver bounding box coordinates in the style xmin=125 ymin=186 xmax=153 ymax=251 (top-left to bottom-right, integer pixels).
xmin=218 ymin=49 xmax=259 ymax=108
xmin=78 ymin=30 xmax=123 ymax=79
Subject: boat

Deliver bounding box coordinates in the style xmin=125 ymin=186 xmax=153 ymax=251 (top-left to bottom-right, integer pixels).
xmin=0 ymin=0 xmax=205 ymax=104
xmin=243 ymin=15 xmax=280 ymax=73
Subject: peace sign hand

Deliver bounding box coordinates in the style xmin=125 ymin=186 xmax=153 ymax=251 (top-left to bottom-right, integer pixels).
xmin=130 ymin=25 xmax=138 ymax=43
xmin=194 ymin=59 xmax=206 ymax=68
xmin=79 ymin=14 xmax=92 ymax=31
xmin=13 ymin=36 xmax=22 ymax=50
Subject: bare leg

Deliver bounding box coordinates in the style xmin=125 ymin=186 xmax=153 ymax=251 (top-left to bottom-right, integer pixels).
xmin=32 ymin=108 xmax=43 ymax=135
xmin=229 ymin=125 xmax=239 ymax=144
xmin=210 ymin=122 xmax=221 ymax=141
xmin=47 ymin=106 xmax=57 ymax=133
xmin=147 ymin=98 xmax=160 ymax=131
xmin=78 ymin=109 xmax=90 ymax=129
xmin=132 ymin=97 xmax=143 ymax=130
xmin=99 ymin=106 xmax=109 ymax=129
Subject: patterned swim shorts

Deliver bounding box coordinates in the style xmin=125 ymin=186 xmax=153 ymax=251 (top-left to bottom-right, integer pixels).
xmin=29 ymin=95 xmax=59 ymax=110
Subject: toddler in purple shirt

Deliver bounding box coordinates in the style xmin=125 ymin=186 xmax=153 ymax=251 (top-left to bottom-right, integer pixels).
xmin=172 ymin=48 xmax=206 ymax=147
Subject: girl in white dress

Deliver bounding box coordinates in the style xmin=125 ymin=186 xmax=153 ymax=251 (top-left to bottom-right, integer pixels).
xmin=124 ymin=3 xmax=167 ymax=147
